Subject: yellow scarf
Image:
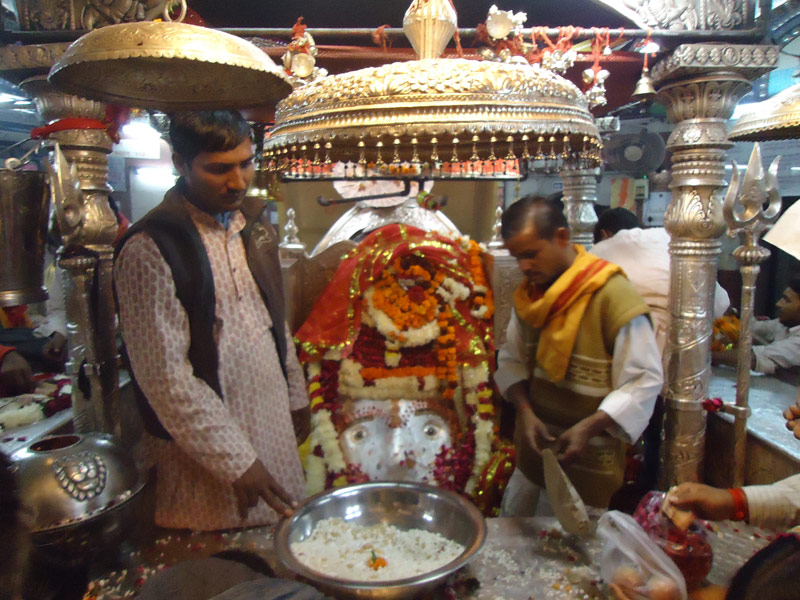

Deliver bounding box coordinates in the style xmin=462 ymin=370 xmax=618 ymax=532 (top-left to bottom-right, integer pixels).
xmin=513 ymin=245 xmax=622 ymax=382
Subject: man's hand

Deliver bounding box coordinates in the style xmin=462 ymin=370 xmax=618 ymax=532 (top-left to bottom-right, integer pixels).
xmin=667 ymin=482 xmax=736 ymax=521
xmin=0 ymin=351 xmax=34 ymax=395
xmin=507 ymin=381 xmax=555 ymax=454
xmin=554 ymin=411 xmax=614 ymax=465
xmin=517 ymin=402 xmax=556 ymax=454
xmin=291 ymin=405 xmax=311 ymax=445
xmin=42 ymin=332 xmax=68 ymax=370
xmin=232 ymin=459 xmax=297 ymax=520
xmin=783 ymin=400 xmax=800 ymax=440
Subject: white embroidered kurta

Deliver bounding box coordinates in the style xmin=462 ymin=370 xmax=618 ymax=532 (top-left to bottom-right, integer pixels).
xmin=115 ymin=200 xmax=308 ymax=531
xmin=751 ymin=318 xmax=800 ymax=376
xmin=591 ymin=227 xmax=730 ymax=356
xmin=745 ymin=473 xmax=800 ymax=529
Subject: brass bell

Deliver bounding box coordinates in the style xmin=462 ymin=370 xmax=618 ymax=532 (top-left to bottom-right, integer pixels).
xmin=633 ymin=67 xmax=656 ymax=99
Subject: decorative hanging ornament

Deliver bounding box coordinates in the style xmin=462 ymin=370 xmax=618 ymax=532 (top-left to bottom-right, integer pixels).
xmin=632 ymin=30 xmax=657 ymax=100
xmin=264 ymin=0 xmax=602 ymax=182
xmin=281 ymin=17 xmax=328 ymax=84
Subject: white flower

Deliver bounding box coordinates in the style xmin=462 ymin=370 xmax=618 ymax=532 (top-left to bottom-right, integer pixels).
xmin=436 ymin=277 xmax=470 ymax=304
xmin=486 ymin=5 xmax=527 ymax=41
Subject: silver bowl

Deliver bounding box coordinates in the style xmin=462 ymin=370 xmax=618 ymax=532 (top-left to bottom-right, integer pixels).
xmin=10 ymin=433 xmax=145 ymax=565
xmin=275 ymin=481 xmax=486 ymax=599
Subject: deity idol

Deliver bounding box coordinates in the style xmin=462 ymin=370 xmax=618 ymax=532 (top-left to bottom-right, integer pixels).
xmin=295 ymin=224 xmax=513 ymax=514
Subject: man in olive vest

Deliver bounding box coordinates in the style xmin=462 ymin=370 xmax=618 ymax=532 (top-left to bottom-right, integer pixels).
xmin=495 ymin=196 xmax=663 ymax=515
xmin=115 ymin=111 xmax=309 ymax=531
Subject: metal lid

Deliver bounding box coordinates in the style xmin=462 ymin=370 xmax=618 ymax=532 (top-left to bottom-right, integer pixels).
xmin=48 ymin=21 xmax=292 ymax=111
xmin=729 ymin=83 xmax=800 ymax=142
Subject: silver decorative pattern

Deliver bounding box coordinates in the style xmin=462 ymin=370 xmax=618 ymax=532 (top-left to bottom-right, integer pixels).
xmin=560 ymin=162 xmax=600 ymax=249
xmin=14 ymin=0 xmax=177 ymax=31
xmin=53 ymin=450 xmax=108 ymax=501
xmin=721 ymin=143 xmax=781 ymax=487
xmin=592 ymin=0 xmax=749 ymax=31
xmin=48 ymin=21 xmax=292 ymax=110
xmin=654 ymin=47 xmax=769 ymax=487
xmin=651 ymin=44 xmax=779 ymax=85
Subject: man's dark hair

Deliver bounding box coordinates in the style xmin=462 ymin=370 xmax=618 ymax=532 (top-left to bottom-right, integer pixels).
xmin=788 ymin=273 xmax=800 ymax=297
xmin=593 ymin=207 xmax=641 ymax=243
xmin=501 ymin=195 xmax=568 ymax=241
xmin=168 ymin=110 xmax=253 ymax=165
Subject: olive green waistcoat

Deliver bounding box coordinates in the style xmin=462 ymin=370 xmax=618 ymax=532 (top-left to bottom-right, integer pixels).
xmin=514 ymin=273 xmax=649 ymax=507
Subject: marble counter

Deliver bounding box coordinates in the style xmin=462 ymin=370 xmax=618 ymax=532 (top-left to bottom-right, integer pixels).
xmin=84 ymin=511 xmax=774 ymax=600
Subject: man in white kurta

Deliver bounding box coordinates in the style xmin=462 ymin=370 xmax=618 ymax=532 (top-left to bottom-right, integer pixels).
xmin=591 ymin=223 xmax=730 ymax=356
xmin=115 ymin=111 xmax=308 ymax=531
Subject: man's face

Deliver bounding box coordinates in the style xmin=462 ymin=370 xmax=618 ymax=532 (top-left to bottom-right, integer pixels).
xmin=173 ymin=137 xmax=255 ymax=214
xmin=504 ymin=222 xmax=573 ymax=289
xmin=777 ymin=287 xmax=800 ymax=327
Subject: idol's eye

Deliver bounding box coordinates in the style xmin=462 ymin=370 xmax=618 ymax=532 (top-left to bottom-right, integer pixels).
xmin=346 ymin=425 xmax=369 ymax=444
xmin=423 ymin=423 xmax=442 ymax=438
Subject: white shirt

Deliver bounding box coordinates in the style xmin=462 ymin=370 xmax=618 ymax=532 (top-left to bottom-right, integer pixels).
xmin=495 ymin=313 xmax=663 ymax=443
xmin=751 ymin=318 xmax=800 ymax=375
xmin=745 ymin=473 xmax=800 ymax=529
xmin=591 ymin=228 xmax=730 ymax=356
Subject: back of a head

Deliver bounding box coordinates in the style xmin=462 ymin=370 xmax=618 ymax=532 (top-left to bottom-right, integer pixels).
xmin=594 ymin=207 xmax=641 ymax=243
xmin=725 ymin=534 xmax=800 ymax=600
xmin=168 ymin=110 xmax=252 ymax=164
xmin=501 ymin=195 xmax=568 ymax=241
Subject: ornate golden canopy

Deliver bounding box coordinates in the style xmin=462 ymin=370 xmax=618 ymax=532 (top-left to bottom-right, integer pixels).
xmin=48 ymin=21 xmax=292 ymax=111
xmin=729 ymin=83 xmax=800 ymax=142
xmin=264 ymin=0 xmax=601 ymax=181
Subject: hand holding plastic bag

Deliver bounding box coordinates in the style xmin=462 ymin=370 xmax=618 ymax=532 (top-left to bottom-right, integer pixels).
xmin=598 ymin=510 xmax=688 ymax=600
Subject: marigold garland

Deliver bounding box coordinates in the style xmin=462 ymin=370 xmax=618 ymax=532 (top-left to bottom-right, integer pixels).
xmin=298 ymin=226 xmax=505 ymax=508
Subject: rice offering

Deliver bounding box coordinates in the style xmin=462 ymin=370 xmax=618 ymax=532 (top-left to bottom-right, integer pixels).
xmin=291 ymin=517 xmax=465 ymax=581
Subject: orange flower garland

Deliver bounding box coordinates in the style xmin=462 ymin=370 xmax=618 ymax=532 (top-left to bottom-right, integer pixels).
xmin=712 ymin=314 xmax=740 ymax=352
xmin=370 ymin=258 xmax=442 ymax=332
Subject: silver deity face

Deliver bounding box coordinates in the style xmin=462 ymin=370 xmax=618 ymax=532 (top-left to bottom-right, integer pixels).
xmin=339 ymin=399 xmax=454 ymax=482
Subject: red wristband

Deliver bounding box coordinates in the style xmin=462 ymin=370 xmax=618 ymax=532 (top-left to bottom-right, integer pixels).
xmin=728 ymin=488 xmax=750 ymax=522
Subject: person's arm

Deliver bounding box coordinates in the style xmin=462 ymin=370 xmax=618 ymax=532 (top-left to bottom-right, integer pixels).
xmin=669 ymin=474 xmax=800 ymax=530
xmin=0 ymin=346 xmax=33 ymax=395
xmin=496 ymin=315 xmax=555 ymax=453
xmin=742 ymin=473 xmax=800 ymax=529
xmin=751 ymin=334 xmax=800 ymax=375
xmin=712 ymin=348 xmax=755 ymax=369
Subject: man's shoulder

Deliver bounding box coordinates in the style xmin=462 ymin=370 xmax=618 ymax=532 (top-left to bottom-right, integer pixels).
xmin=595 ymin=272 xmax=639 ymax=297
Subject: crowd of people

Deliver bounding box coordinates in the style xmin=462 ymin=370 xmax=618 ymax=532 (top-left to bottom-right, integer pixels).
xmin=2 ymin=110 xmax=799 ymax=600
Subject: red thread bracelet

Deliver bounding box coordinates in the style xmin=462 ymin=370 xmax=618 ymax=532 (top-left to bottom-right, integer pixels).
xmin=728 ymin=487 xmax=750 ymax=522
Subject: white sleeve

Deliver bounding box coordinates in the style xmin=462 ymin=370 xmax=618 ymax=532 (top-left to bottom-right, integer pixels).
xmin=598 ymin=315 xmax=664 ymax=442
xmin=744 ymin=473 xmax=800 ymax=529
xmin=713 ymin=283 xmax=730 ymax=319
xmin=495 ymin=313 xmax=530 ymax=397
xmin=752 ymin=333 xmax=800 ymax=374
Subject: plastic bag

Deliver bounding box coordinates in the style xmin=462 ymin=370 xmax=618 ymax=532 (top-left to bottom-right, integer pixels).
xmin=598 ymin=510 xmax=688 ymax=600
xmin=634 ymin=491 xmax=713 ymax=588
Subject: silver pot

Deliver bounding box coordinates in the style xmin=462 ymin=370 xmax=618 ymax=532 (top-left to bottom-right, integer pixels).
xmin=10 ymin=433 xmax=145 ymax=564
